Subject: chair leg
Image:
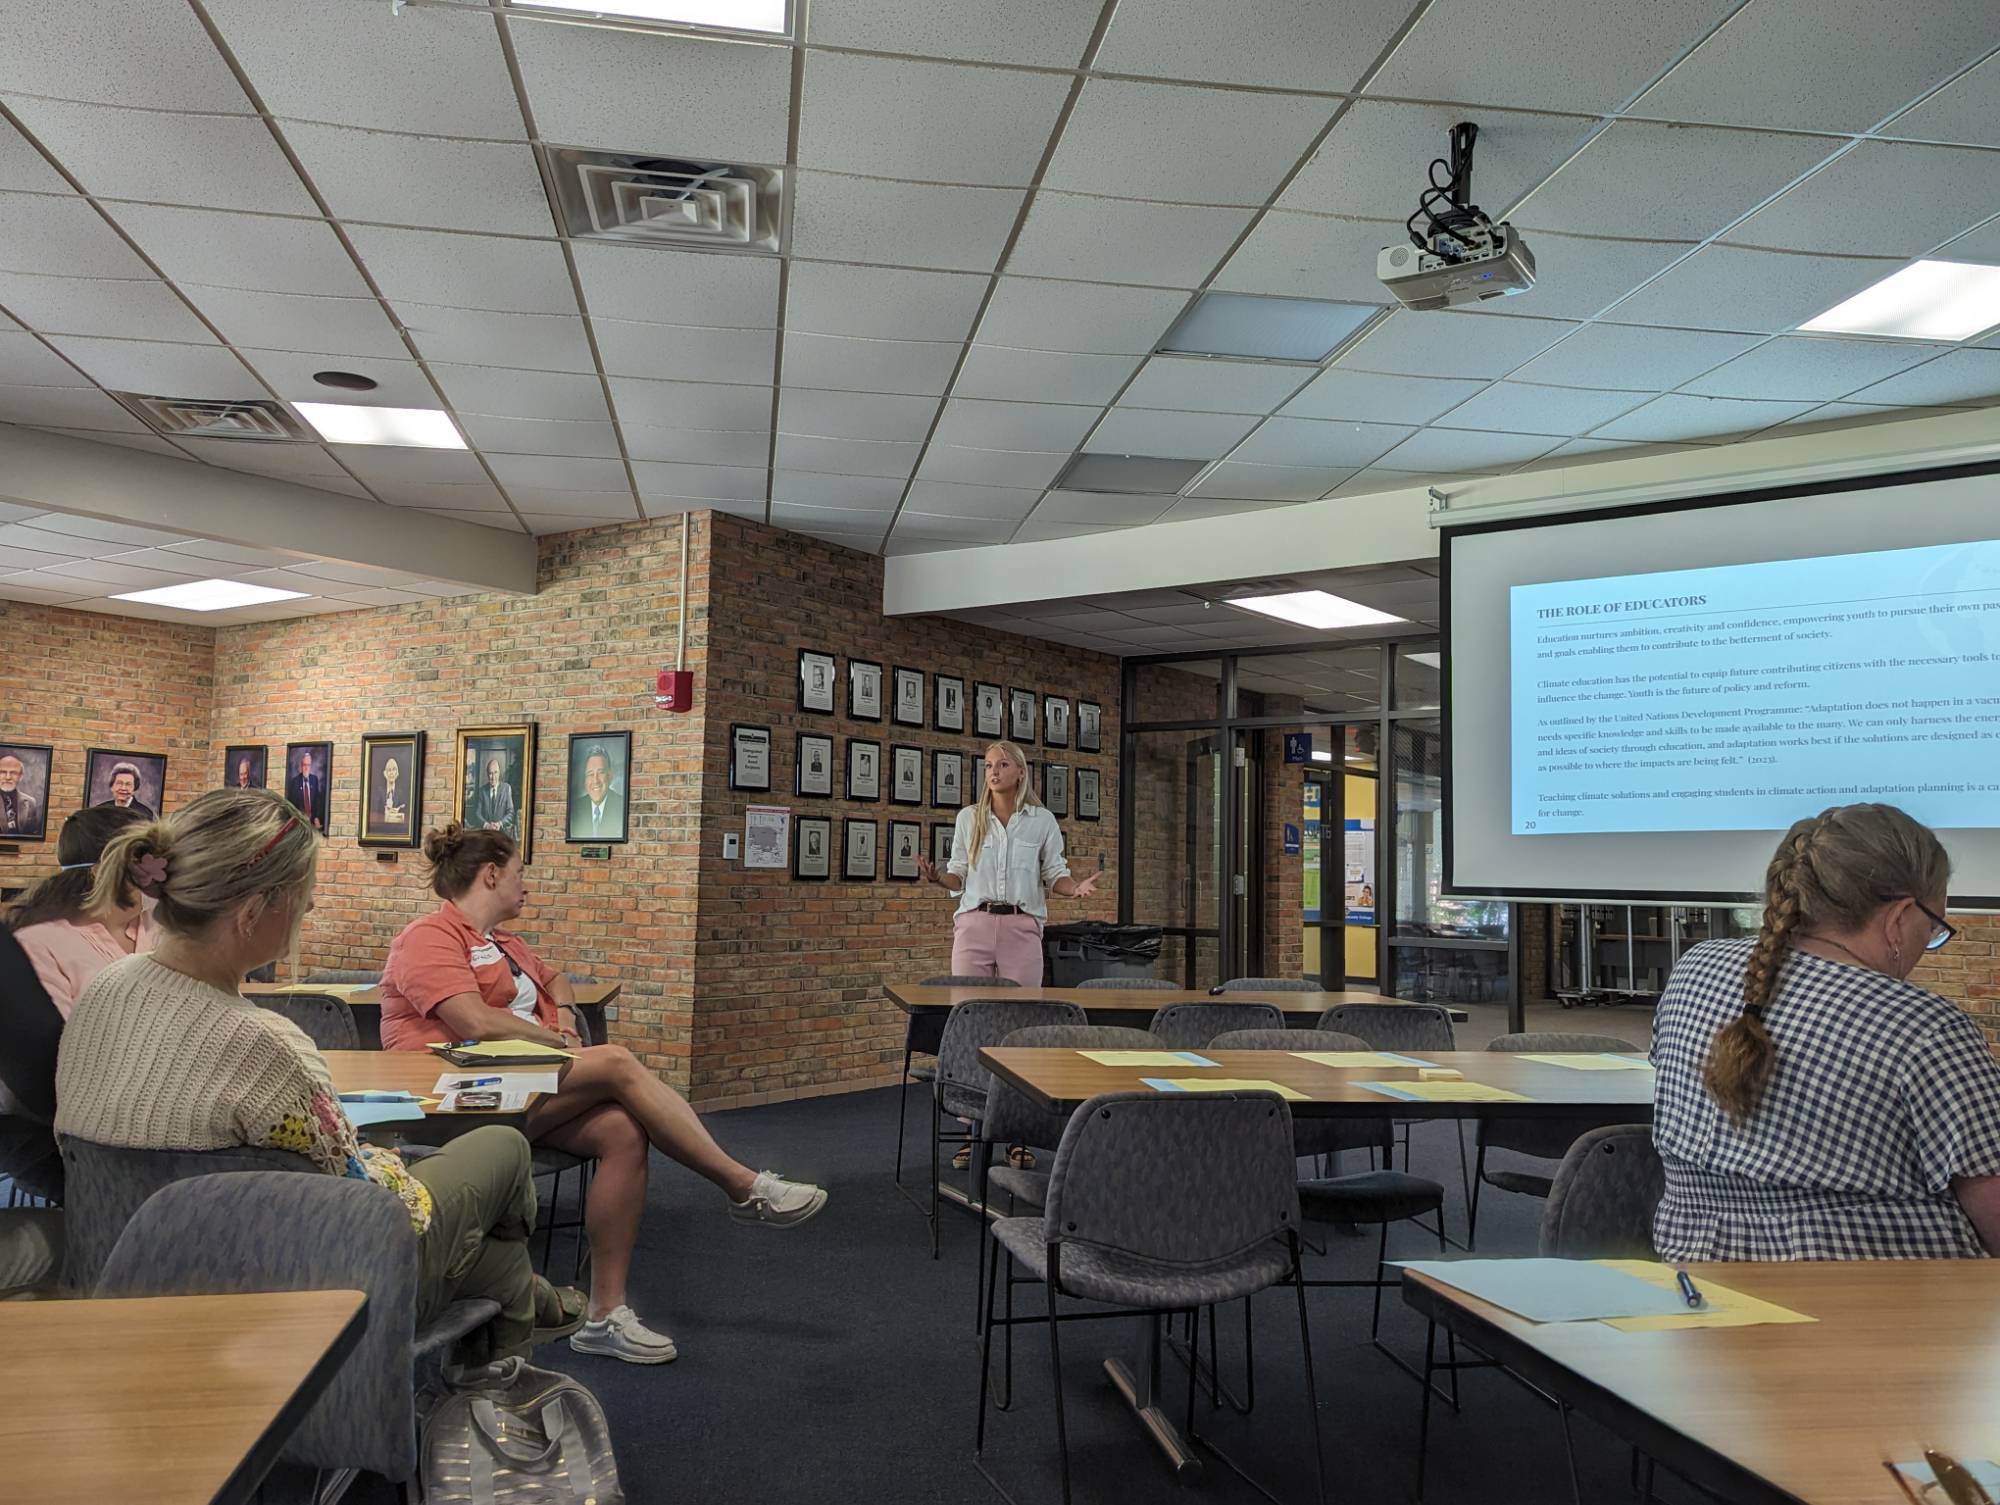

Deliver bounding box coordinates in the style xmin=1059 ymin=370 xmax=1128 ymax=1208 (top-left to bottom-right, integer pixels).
xmin=893 ymin=1043 xmax=913 ymax=1184
xmin=1046 ymin=1274 xmax=1071 ymax=1505
xmin=928 ymin=1091 xmax=942 ymax=1260
xmin=1000 ymin=1247 xmax=1016 ymax=1411
xmin=1205 ymin=1305 xmax=1219 ymax=1407
xmin=1368 ymin=1220 xmax=1391 ymax=1340
xmin=1469 ymin=1138 xmax=1487 ymax=1249
xmin=974 ymin=1227 xmax=1001 ymax=1453
xmin=1415 ymin=1320 xmax=1437 ymax=1501
xmin=1243 ymin=1295 xmax=1255 ymax=1413
xmin=571 ymin=1162 xmax=593 ymax=1283
xmin=1453 ymin=1120 xmax=1473 ymax=1231
xmin=972 ymin=1133 xmax=989 ymax=1334
xmin=1292 ymin=1243 xmax=1328 ymax=1505
xmin=1558 ymin=1403 xmax=1585 ymax=1505
xmin=540 ymin=1166 xmax=564 ymax=1269
xmin=1182 ymin=1310 xmax=1198 ymax=1443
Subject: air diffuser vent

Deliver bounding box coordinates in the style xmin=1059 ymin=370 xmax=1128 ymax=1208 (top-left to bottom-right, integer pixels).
xmin=542 ymin=146 xmax=782 ymax=253
xmin=113 ymin=392 xmax=308 ymax=442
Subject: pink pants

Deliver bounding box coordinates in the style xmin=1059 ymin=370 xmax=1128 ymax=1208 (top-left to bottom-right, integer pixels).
xmin=951 ymin=909 xmax=1044 ymax=988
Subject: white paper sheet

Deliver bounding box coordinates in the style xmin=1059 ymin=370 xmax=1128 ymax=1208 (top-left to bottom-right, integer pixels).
xmin=433 ymin=1070 xmax=560 ymax=1112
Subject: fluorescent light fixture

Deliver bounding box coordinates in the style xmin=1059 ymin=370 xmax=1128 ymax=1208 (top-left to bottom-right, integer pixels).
xmin=1225 ymin=590 xmax=1405 ymax=631
xmin=1159 ymin=292 xmax=1379 ymax=363
xmin=1800 ymin=259 xmax=2000 ymax=341
xmin=293 ymin=402 xmax=466 ymax=449
xmin=508 ymin=0 xmax=788 ymax=32
xmin=1406 ymin=651 xmax=1442 ymax=668
xmin=112 ymin=579 xmax=309 ymax=612
xmin=1310 ymin=749 xmax=1334 ymax=763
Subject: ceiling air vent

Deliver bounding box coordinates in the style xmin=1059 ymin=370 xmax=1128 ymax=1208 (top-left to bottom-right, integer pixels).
xmin=542 ymin=147 xmax=782 ymax=253
xmin=112 ymin=393 xmax=308 ymax=442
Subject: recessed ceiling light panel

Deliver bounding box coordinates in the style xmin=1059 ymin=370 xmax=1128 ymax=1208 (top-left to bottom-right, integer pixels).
xmin=112 ymin=579 xmax=309 ymax=611
xmin=1800 ymin=259 xmax=2000 ymax=341
xmin=1225 ymin=590 xmax=1405 ymax=631
xmin=1057 ymin=453 xmax=1207 ymax=495
xmin=293 ymin=403 xmax=466 ymax=449
xmin=1159 ymin=292 xmax=1380 ymax=363
xmin=508 ymin=0 xmax=789 ymax=36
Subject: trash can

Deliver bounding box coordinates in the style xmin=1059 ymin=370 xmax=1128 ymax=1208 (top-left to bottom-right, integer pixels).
xmin=1041 ymin=922 xmax=1163 ymax=987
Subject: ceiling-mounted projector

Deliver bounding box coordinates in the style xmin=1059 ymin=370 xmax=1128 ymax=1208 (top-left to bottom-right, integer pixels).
xmin=1378 ymin=122 xmax=1536 ymax=311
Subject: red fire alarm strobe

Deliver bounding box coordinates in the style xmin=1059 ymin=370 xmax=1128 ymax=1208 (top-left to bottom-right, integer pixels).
xmin=656 ymin=668 xmax=693 ymax=712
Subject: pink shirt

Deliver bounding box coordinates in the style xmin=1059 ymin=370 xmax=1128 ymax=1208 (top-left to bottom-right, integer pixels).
xmin=16 ymin=904 xmax=160 ymax=1018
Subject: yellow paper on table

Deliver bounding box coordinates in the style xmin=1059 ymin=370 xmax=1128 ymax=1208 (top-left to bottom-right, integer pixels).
xmin=268 ymin=982 xmax=373 ymax=996
xmin=428 ymin=1039 xmax=575 ymax=1060
xmin=1145 ymin=1077 xmax=1309 ymax=1102
xmin=1080 ymin=1050 xmax=1219 ymax=1067
xmin=1516 ymin=1053 xmax=1654 ymax=1071
xmin=1594 ymin=1260 xmax=1817 ymax=1332
xmin=1368 ymin=1080 xmax=1532 ymax=1104
xmin=1290 ymin=1051 xmax=1429 ymax=1069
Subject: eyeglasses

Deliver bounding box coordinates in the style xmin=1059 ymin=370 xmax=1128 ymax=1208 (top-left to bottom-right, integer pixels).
xmin=1912 ymin=898 xmax=1956 ymax=952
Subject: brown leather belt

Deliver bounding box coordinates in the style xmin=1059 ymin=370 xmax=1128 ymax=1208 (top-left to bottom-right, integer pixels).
xmin=976 ymin=902 xmax=1024 ymax=915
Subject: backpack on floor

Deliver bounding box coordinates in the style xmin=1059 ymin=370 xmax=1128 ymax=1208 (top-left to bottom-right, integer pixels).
xmin=420 ymin=1357 xmax=622 ymax=1504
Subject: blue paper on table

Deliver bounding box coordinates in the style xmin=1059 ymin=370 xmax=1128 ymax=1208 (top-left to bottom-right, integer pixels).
xmin=1397 ymin=1259 xmax=1693 ymax=1323
xmin=344 ymin=1101 xmax=427 ymax=1128
xmin=1892 ymin=1458 xmax=2000 ymax=1493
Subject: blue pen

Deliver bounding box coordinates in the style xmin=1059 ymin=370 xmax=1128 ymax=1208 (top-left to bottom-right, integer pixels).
xmin=449 ymin=1077 xmax=503 ymax=1089
xmin=1675 ymin=1269 xmax=1703 ymax=1308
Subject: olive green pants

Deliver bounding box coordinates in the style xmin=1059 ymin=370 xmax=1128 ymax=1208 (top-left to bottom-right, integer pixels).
xmin=408 ymin=1125 xmax=540 ymax=1364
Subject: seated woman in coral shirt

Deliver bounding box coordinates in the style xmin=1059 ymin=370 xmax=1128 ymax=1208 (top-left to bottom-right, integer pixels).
xmin=9 ymin=806 xmax=157 ymax=1016
xmin=379 ymin=822 xmax=828 ymax=1366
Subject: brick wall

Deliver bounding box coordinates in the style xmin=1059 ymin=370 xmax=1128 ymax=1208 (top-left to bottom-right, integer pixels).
xmin=1917 ymin=913 xmax=1999 ymax=1043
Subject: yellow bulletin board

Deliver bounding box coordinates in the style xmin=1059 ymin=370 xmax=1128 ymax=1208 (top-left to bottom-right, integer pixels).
xmin=1344 ymin=772 xmax=1376 ymax=979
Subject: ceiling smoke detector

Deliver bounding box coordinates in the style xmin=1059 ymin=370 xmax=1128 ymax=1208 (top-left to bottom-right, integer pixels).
xmin=541 ymin=147 xmax=782 ymax=253
xmin=112 ymin=393 xmax=308 ymax=442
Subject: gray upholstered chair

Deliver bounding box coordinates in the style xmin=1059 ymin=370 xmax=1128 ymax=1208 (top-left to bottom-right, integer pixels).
xmin=1539 ymin=1124 xmax=1664 ymax=1259
xmin=978 ymin=1090 xmax=1325 ymax=1505
xmin=1149 ymin=1000 xmax=1284 ymax=1048
xmin=1471 ymin=1032 xmax=1650 ymax=1245
xmin=1210 ymin=1028 xmax=1392 ymax=1163
xmin=303 ymin=969 xmax=380 ymax=985
xmin=0 ymin=1207 xmax=63 ymax=1295
xmin=97 ymin=1171 xmax=501 ymax=1496
xmin=252 ymin=992 xmax=361 ymax=1051
xmin=1074 ymin=975 xmax=1162 ymax=989
xmin=896 ymin=975 xmax=1020 ymax=1185
xmin=1317 ymin=1002 xmax=1464 ymax=1213
xmin=1220 ymin=977 xmax=1319 ymax=992
xmin=0 ymin=929 xmax=65 ymax=1204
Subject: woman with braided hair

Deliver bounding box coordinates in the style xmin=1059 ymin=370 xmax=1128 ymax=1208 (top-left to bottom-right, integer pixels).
xmin=1652 ymin=802 xmax=2000 ymax=1260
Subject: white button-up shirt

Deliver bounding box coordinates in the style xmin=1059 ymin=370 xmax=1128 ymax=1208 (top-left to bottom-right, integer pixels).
xmin=948 ymin=803 xmax=1070 ymax=925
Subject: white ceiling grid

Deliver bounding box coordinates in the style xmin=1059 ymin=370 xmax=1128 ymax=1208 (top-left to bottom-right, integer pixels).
xmin=0 ymin=0 xmax=1989 ymax=639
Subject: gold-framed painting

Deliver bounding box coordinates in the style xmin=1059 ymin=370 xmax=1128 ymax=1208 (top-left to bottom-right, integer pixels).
xmin=454 ymin=722 xmax=537 ymax=863
xmin=359 ymin=731 xmax=425 ymax=848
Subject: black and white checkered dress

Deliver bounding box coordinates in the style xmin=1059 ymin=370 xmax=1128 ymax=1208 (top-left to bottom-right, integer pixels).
xmin=1652 ymin=937 xmax=2000 ymax=1260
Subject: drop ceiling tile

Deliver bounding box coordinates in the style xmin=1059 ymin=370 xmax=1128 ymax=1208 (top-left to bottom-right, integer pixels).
xmin=893 ymin=513 xmax=1017 ymax=544
xmin=897 ymin=480 xmax=1041 ymax=519
xmin=9 ymin=99 xmax=316 ymax=215
xmin=1212 ymin=211 xmax=1405 ymax=304
xmin=1680 ymin=336 xmax=1946 ymax=402
xmin=0 ymin=1 xmax=251 ymax=112
xmin=781 ymin=519 xmax=881 ymax=549
xmin=0 ymin=577 xmax=107 ymax=605
xmin=327 ymin=445 xmax=491 ymax=488
xmin=1231 ymin=416 xmax=1413 ymax=468
xmin=592 ymin=320 xmax=775 ymax=385
xmin=1157 ymin=495 xmax=1297 ymax=523
xmin=1116 ymin=356 xmax=1302 ymax=415
xmin=348 ymin=226 xmax=575 ymax=316
xmin=1512 ymin=121 xmax=1839 ymax=242
xmin=771 ymin=501 xmax=893 ymax=533
xmin=1604 ymin=244 xmax=1902 ymax=335
xmin=203 ymin=0 xmax=525 ymax=138
xmin=0 ymin=271 xmax=207 ymax=343
xmin=483 ymin=487 xmax=632 ymax=516
xmin=1085 ymin=407 xmax=1259 ymax=460
xmin=784 ymin=260 xmax=986 ymax=343
xmin=1730 ymin=143 xmax=2000 ymax=259
xmin=1337 ymin=310 xmax=1576 ymax=379
xmin=38 ymin=557 xmax=201 ymax=589
xmin=162 ymin=538 xmax=301 ymax=569
xmin=1844 ymin=350 xmax=2000 ymax=408
xmin=932 ymin=398 xmax=1099 ymax=453
xmin=0 ymin=329 xmax=89 ymax=386
xmin=486 ymin=454 xmax=629 ymax=492
xmin=1097 ymin=0 xmax=1412 ymax=92
xmin=608 ymin=376 xmax=771 ymax=430
xmin=509 ymin=22 xmax=792 ymax=165
xmin=798 ymin=52 xmax=1068 ymax=188
xmin=1008 ymin=193 xmax=1255 ymax=288
xmin=1280 ymin=368 xmax=1487 ymax=424
xmin=773 ymin=432 xmax=921 ymax=478
xmin=0 ymin=541 xmax=84 ymax=572
xmin=783 ymin=331 xmax=964 ymax=397
xmin=170 ymin=437 xmax=354 ymax=484
xmin=1884 ymin=52 xmax=2000 ymax=149
xmin=806 ymin=0 xmax=1102 ymax=67
xmin=281 ymin=122 xmax=553 ymax=237
xmin=518 ymin=511 xmax=628 ymax=535
xmin=1940 ymin=219 xmax=2000 ymax=264
xmin=413 ymin=508 xmax=525 ymax=531
xmin=791 ymin=171 xmax=1025 ymax=274
xmin=398 ymin=303 xmax=596 ymax=373
xmin=975 ymin=278 xmax=1189 ymax=356
xmin=325 ymin=585 xmax=443 ymax=606
xmin=778 ymin=386 xmax=940 ymax=442
xmin=1031 ymin=491 xmax=1177 ymax=527
xmin=622 ymin=425 xmax=770 ymax=466
xmin=0 ymin=118 xmax=65 ymax=195
xmin=1187 ymin=462 xmax=1351 ymax=501
xmin=1503 ymin=233 xmax=1697 ymax=322
xmin=1633 ymin=0 xmax=2000 ymax=135
xmin=1590 ymin=392 xmax=1821 ymax=442
xmin=955 ymin=346 xmax=1143 ymax=406
xmin=460 ymin=415 xmax=623 ymax=459
xmin=107 ymin=203 xmax=369 ymax=296
xmin=1537 ymin=436 xmax=1710 ymax=462
xmin=179 ymin=285 xmax=407 ymax=359
xmin=0 ymin=193 xmax=151 ymax=278
xmin=1508 ymin=322 xmax=1759 ymax=391
xmin=1435 ymin=382 xmax=1654 ymax=436
xmin=915 ymin=444 xmax=1068 ymax=489
xmin=1366 ymin=0 xmax=1738 ymax=115
xmin=631 ymin=461 xmax=768 ymax=502
xmin=375 ymin=477 xmax=513 ymax=508
xmin=1044 ymin=80 xmax=1335 ymax=207
xmin=768 ymin=471 xmax=907 ymax=510
xmin=44 ymin=336 xmax=245 ymax=394
xmin=1376 ymin=427 xmax=1564 ymax=472
xmin=429 ymin=363 xmax=609 ymax=422
xmin=571 ymin=242 xmax=779 ymax=329
xmin=38 ymin=428 xmax=186 ymax=458
xmin=241 ymin=349 xmax=439 ymax=407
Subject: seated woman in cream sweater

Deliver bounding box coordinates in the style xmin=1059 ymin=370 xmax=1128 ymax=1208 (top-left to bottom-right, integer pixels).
xmin=55 ymin=787 xmax=585 ymax=1362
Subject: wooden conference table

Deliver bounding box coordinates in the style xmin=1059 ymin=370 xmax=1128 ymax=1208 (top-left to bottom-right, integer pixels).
xmin=323 ymin=1049 xmax=568 ymax=1140
xmin=1 ymin=1290 xmax=368 ymax=1505
xmin=1403 ymin=1260 xmax=2000 ymax=1505
xmin=886 ymin=981 xmax=1469 ymax=1025
xmin=245 ymin=980 xmax=622 ymax=1050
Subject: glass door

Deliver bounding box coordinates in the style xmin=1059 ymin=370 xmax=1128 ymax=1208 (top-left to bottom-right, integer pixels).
xmin=1127 ymin=728 xmax=1223 ymax=986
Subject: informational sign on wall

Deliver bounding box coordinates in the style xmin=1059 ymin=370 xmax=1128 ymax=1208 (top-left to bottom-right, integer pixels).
xmin=1302 ymin=783 xmax=1322 ymax=918
xmin=1345 ymin=816 xmax=1376 ymax=924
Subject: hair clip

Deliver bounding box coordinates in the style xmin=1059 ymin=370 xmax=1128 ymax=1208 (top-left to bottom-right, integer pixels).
xmin=249 ymin=816 xmax=299 ymax=866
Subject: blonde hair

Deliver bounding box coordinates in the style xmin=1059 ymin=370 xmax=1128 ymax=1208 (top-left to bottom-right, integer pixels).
xmin=1707 ymin=802 xmax=1949 ymax=1124
xmin=964 ymin=740 xmax=1041 ymax=868
xmin=90 ymin=788 xmax=320 ymax=939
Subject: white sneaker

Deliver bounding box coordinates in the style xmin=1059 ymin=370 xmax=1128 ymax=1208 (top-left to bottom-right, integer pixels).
xmin=568 ymin=1305 xmax=678 ymax=1365
xmin=729 ymin=1170 xmax=828 ymax=1228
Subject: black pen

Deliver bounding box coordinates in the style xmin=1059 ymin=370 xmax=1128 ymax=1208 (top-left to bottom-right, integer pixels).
xmin=1675 ymin=1269 xmax=1703 ymax=1308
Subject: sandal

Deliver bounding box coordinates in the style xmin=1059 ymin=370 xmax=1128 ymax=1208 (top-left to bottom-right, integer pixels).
xmin=951 ymin=1146 xmax=972 ymax=1171
xmin=531 ymin=1277 xmax=589 ymax=1342
xmin=1006 ymin=1145 xmax=1037 ymax=1171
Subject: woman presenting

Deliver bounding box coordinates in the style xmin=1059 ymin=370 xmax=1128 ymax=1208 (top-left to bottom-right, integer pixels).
xmin=915 ymin=741 xmax=1105 ymax=986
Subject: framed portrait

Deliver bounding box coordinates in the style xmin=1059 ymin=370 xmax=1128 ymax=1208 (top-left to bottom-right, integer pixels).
xmin=848 ymin=658 xmax=883 ymax=722
xmin=890 ymin=744 xmax=923 ymax=806
xmin=359 ymin=731 xmax=425 ymax=848
xmin=842 ymin=817 xmax=877 ymax=881
xmin=1043 ymin=762 xmax=1070 ymax=818
xmin=931 ymin=749 xmax=963 ymax=810
xmin=222 ymin=745 xmax=267 ymax=792
xmin=888 ymin=820 xmax=922 ymax=880
xmin=455 ymin=723 xmax=537 ymax=862
xmin=1008 ymin=688 xmax=1037 ymax=745
xmin=931 ymin=821 xmax=955 ymax=869
xmin=1076 ymin=766 xmax=1101 ymax=821
xmin=281 ymin=742 xmax=331 ymax=834
xmin=974 ymin=681 xmax=1004 ymax=739
xmin=85 ymin=747 xmax=168 ymax=823
xmin=729 ymin=723 xmax=772 ymax=792
xmin=798 ymin=648 xmax=836 ymax=715
xmin=795 ymin=732 xmax=834 ymax=798
xmin=1043 ymin=695 xmax=1072 ymax=749
xmin=891 ymin=666 xmax=924 ymax=727
xmin=934 ymin=674 xmax=966 ymax=734
xmin=846 ymin=738 xmax=881 ymax=802
xmin=566 ymin=731 xmax=631 ymax=844
xmin=795 ymin=816 xmax=832 ymax=880
xmin=0 ymin=742 xmax=53 ymax=841
xmin=1077 ymin=700 xmax=1103 ymax=754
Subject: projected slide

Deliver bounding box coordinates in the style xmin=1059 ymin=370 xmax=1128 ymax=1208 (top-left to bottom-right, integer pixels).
xmin=1511 ymin=539 xmax=2000 ymax=834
